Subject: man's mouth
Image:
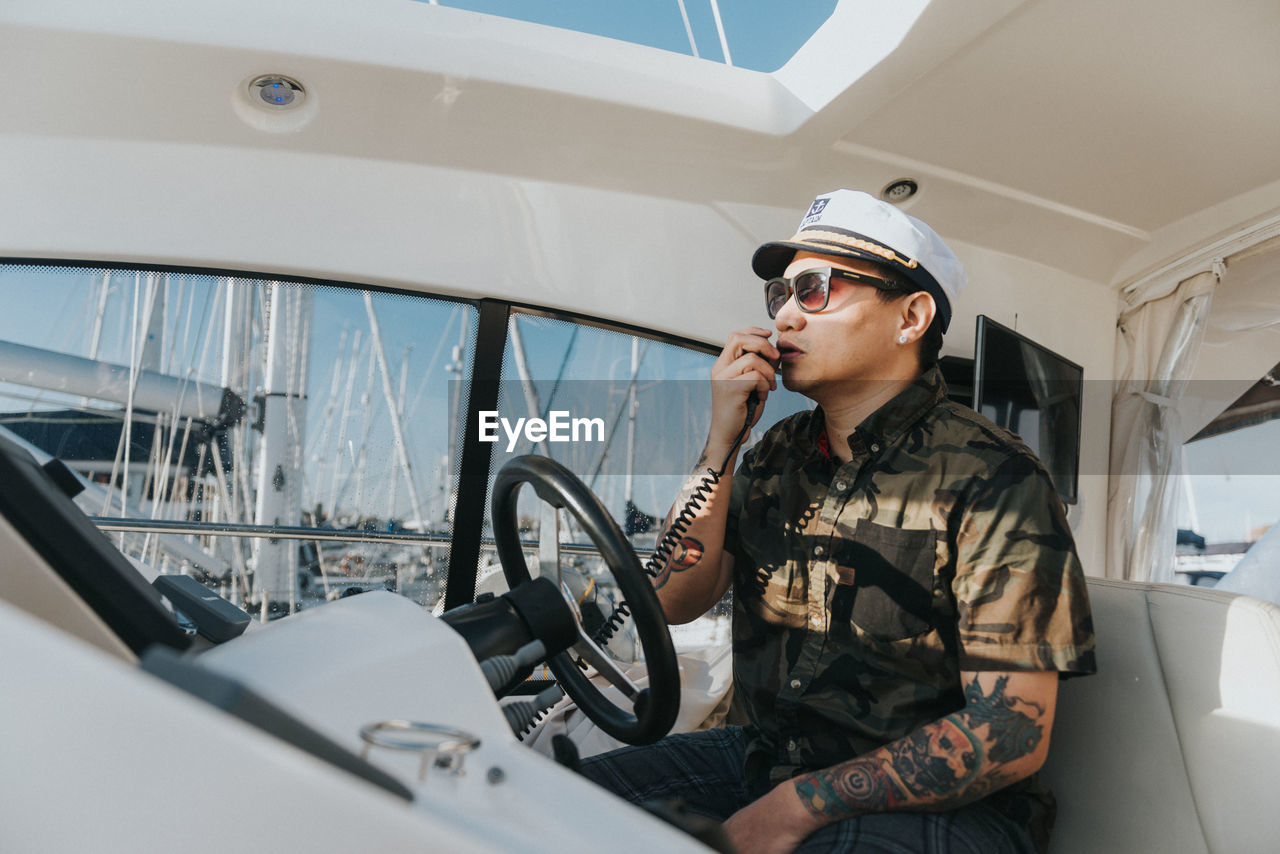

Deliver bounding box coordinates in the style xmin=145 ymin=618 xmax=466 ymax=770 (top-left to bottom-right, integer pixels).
xmin=777 ymin=341 xmax=803 ymax=363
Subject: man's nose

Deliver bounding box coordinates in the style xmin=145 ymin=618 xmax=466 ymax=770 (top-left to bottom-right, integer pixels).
xmin=774 ymin=293 xmax=805 ymax=331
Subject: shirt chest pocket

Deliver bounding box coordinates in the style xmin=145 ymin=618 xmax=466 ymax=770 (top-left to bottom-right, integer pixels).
xmin=831 ymin=520 xmax=937 ymax=641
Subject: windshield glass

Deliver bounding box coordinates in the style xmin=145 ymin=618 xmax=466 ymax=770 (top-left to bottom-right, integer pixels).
xmin=0 ymin=263 xmax=476 ymax=616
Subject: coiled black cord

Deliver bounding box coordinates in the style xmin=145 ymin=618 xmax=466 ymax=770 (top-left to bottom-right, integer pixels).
xmin=592 ymin=392 xmax=759 ymax=647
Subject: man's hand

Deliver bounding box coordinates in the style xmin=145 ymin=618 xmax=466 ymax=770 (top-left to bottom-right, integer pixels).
xmin=723 ymin=781 xmax=815 ymax=854
xmin=708 ymin=327 xmax=778 ymax=455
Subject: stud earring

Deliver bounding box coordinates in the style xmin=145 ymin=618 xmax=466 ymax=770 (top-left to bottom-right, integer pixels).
xmin=898 ymin=335 xmax=908 ymax=344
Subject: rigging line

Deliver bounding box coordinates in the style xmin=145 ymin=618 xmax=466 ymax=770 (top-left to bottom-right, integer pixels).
xmin=387 ymin=344 xmax=412 ymax=522
xmin=327 ymin=329 xmax=363 ymax=516
xmin=675 ymin=0 xmax=700 ymax=58
xmin=350 ymin=322 xmax=381 ymax=513
xmin=127 ymin=272 xmax=161 ymax=515
xmin=187 ymin=275 xmax=222 ymax=417
xmin=539 ymin=325 xmax=580 ymax=425
xmin=151 ymin=280 xmax=200 ymax=523
xmin=139 ymin=412 xmax=163 ymax=561
xmin=152 ymin=272 xmax=220 ymax=533
xmin=232 ymin=287 xmax=256 ymax=522
xmin=103 ymin=272 xmax=145 ymax=518
xmin=160 ymin=274 xmax=172 ymax=374
xmin=586 ymin=339 xmax=650 ymax=490
xmin=307 ymin=328 xmax=349 ymax=465
xmin=168 ymin=416 xmax=195 ymax=522
xmin=169 ymin=273 xmax=189 ymax=377
xmin=150 ymin=383 xmax=190 ymax=523
xmin=405 ymin=305 xmax=457 ymax=423
xmin=707 ymin=0 xmax=732 ymax=66
xmin=210 ymin=440 xmax=250 ymax=600
xmin=87 ymin=270 xmax=111 ymax=361
xmin=364 ymin=292 xmax=426 ymax=530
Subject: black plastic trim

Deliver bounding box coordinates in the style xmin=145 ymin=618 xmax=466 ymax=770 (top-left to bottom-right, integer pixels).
xmin=443 ymin=299 xmax=511 ymax=609
xmin=0 ymin=435 xmax=190 ymax=655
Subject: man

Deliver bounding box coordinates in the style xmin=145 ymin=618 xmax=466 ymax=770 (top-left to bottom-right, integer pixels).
xmin=581 ymin=190 xmax=1095 ymax=854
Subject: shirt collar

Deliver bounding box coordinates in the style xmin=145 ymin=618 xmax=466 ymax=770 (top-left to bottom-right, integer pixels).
xmin=805 ymin=366 xmax=948 ymax=459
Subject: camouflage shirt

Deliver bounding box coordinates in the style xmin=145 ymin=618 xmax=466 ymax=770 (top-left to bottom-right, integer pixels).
xmin=724 ymin=366 xmax=1095 ymax=845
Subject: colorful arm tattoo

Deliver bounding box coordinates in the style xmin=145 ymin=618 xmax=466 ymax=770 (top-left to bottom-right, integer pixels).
xmin=653 ymin=535 xmax=705 ymax=590
xmin=651 ymin=450 xmax=717 ymax=590
xmin=792 ymin=675 xmax=1046 ymax=822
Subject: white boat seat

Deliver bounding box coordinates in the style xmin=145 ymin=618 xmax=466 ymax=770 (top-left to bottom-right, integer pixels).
xmin=1042 ymin=578 xmax=1280 ymax=853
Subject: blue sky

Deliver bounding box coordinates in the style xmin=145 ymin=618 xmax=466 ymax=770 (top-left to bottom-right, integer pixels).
xmin=428 ymin=0 xmax=838 ymax=72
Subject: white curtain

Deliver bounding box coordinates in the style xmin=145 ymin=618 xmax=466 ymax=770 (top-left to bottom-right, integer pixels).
xmin=1106 ymin=269 xmax=1218 ymax=582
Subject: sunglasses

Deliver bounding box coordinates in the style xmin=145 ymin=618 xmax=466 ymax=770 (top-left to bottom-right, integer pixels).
xmin=763 ymin=266 xmax=901 ymax=319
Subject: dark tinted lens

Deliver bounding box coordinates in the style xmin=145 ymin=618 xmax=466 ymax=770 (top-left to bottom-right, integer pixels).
xmin=793 ymin=270 xmax=829 ymax=312
xmin=765 ymin=280 xmax=789 ymax=318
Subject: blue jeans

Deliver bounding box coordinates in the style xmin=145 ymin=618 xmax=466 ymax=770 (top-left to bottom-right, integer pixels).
xmin=578 ymin=727 xmax=1037 ymax=854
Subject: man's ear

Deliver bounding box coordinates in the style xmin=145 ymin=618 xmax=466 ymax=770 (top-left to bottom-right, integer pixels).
xmin=899 ymin=292 xmax=936 ymax=341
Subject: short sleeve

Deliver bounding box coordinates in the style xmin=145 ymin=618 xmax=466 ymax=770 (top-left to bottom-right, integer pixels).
xmin=952 ymin=452 xmax=1096 ymax=676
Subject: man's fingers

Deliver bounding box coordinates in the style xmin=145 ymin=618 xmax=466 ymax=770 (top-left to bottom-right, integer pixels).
xmin=717 ymin=353 xmax=777 ymax=391
xmin=718 ymin=329 xmax=779 ymax=368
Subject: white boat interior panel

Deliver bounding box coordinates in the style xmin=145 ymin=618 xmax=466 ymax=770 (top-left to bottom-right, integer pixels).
xmin=1043 ymin=578 xmax=1280 ymax=853
xmin=1147 ymin=585 xmax=1280 ymax=854
xmin=0 ymin=593 xmax=710 ymax=853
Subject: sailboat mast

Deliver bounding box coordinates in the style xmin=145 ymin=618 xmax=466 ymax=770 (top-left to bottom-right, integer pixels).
xmin=251 ymin=283 xmax=311 ymax=612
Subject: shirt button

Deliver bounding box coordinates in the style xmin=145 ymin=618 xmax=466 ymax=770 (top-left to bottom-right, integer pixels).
xmin=790 ymin=679 xmax=802 ymax=690
xmin=813 ymin=545 xmax=825 ymax=557
xmin=834 ymin=479 xmax=847 ymax=491
xmin=870 ymin=443 xmax=880 ymax=453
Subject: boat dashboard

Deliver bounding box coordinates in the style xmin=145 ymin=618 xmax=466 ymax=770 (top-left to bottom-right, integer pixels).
xmin=0 ymin=431 xmax=722 ymax=853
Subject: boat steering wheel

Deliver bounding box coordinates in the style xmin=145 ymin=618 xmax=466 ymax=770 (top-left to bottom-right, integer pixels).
xmin=491 ymin=455 xmax=680 ymax=745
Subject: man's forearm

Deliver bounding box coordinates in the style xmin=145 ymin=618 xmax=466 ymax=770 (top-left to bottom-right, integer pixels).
xmin=791 ymin=673 xmax=1050 ymax=822
xmin=651 ymin=441 xmax=738 ymax=623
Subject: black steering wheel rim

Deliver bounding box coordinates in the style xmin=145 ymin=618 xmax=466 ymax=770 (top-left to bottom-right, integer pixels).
xmin=492 ymin=455 xmax=679 ymax=745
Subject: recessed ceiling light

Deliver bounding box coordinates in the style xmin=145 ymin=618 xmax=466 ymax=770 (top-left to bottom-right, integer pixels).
xmin=881 ymin=179 xmax=919 ymax=204
xmin=249 ymin=75 xmax=305 ymax=109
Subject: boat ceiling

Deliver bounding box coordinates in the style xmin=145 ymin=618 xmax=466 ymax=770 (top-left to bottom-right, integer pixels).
xmin=828 ymin=0 xmax=1280 ymax=285
xmin=2 ymin=0 xmax=1278 ymax=289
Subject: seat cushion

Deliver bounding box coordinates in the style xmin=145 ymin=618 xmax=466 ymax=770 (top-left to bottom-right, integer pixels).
xmin=1146 ymin=584 xmax=1280 ymax=854
xmin=1041 ymin=579 xmax=1208 ymax=854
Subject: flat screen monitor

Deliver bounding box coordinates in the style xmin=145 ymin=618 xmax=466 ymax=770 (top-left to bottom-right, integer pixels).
xmin=973 ymin=316 xmax=1083 ymax=504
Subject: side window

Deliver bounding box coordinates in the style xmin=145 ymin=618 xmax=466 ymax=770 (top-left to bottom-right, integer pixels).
xmin=1176 ymin=360 xmax=1280 ymax=590
xmin=0 ymin=264 xmax=475 ymax=615
xmin=476 ymin=311 xmax=811 ymax=654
